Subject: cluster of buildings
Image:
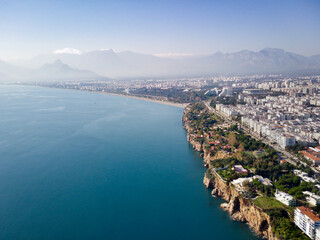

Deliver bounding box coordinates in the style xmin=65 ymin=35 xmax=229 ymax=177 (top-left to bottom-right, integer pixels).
xmin=230 ymin=174 xmax=320 ymax=239
xmin=254 ymin=77 xmax=320 ymax=98
xmin=300 ymin=147 xmax=320 ymax=166
xmin=294 ymin=170 xmax=319 ymax=183
xmin=216 ymin=94 xmax=320 ymax=149
xmin=231 ymin=175 xmax=273 ymax=193
xmin=303 ymin=192 xmax=320 ymax=206
xmin=275 ymin=169 xmax=320 ymax=207
xmin=216 ymin=104 xmax=240 ymax=118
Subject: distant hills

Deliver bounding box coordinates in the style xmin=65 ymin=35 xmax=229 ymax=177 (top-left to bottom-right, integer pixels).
xmin=32 ymin=60 xmax=103 ymax=81
xmin=1 ymin=48 xmax=320 ymax=82
xmin=0 ymin=59 xmax=105 ymax=82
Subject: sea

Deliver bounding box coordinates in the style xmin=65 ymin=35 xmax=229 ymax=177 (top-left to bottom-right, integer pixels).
xmin=0 ymin=85 xmax=261 ymax=240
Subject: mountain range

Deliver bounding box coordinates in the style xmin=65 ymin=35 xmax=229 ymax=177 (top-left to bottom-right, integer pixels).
xmin=1 ymin=48 xmax=320 ymax=82
xmin=0 ymin=59 xmax=104 ymax=82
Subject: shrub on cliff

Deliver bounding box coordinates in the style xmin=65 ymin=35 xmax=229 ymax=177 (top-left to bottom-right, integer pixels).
xmin=271 ymin=216 xmax=309 ymax=240
xmin=205 ymin=168 xmax=216 ymax=180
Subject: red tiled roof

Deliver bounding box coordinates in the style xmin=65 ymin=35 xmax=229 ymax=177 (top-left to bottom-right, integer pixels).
xmin=300 ymin=151 xmax=320 ymax=161
xmin=297 ymin=206 xmax=320 ymax=222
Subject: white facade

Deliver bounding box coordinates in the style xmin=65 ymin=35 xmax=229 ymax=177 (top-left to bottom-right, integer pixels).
xmin=303 ymin=191 xmax=320 ymax=206
xmin=219 ymin=87 xmax=233 ymax=97
xmin=216 ymin=104 xmax=239 ymax=118
xmin=252 ymin=175 xmax=273 ymax=186
xmin=295 ymin=207 xmax=320 ymax=240
xmin=294 ymin=170 xmax=319 ymax=183
xmin=279 ymin=134 xmax=296 ymax=149
xmin=316 ymin=228 xmax=320 ymax=240
xmin=275 ymin=190 xmax=296 ymax=206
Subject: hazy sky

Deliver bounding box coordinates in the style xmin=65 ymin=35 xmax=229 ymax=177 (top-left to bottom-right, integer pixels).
xmin=0 ymin=0 xmax=320 ymax=60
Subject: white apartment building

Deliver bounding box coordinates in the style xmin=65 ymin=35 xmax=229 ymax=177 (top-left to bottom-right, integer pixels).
xmin=303 ymin=191 xmax=320 ymax=206
xmin=216 ymin=104 xmax=239 ymax=118
xmin=275 ymin=190 xmax=296 ymax=206
xmin=279 ymin=134 xmax=296 ymax=149
xmin=295 ymin=206 xmax=320 ymax=240
xmin=219 ymin=87 xmax=233 ymax=97
xmin=294 ymin=170 xmax=318 ymax=183
xmin=316 ymin=228 xmax=320 ymax=240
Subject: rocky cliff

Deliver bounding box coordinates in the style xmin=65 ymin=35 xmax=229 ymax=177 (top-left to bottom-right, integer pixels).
xmin=203 ymin=174 xmax=215 ymax=188
xmin=183 ymin=112 xmax=204 ymax=153
xmin=187 ymin=133 xmax=203 ymax=152
xmin=210 ymin=172 xmax=278 ymax=240
xmin=183 ymin=109 xmax=279 ymax=240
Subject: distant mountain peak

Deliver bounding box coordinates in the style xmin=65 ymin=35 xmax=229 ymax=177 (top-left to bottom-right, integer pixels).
xmin=98 ymin=48 xmax=115 ymax=53
xmin=238 ymin=49 xmax=254 ymax=54
xmin=260 ymin=48 xmax=285 ymax=53
xmin=41 ymin=59 xmax=69 ymax=69
xmin=53 ymin=59 xmax=64 ymax=65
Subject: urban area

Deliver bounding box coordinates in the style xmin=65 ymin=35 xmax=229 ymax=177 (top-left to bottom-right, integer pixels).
xmin=38 ymin=74 xmax=320 ymax=240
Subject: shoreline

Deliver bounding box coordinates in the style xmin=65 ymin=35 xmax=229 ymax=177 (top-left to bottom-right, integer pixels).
xmin=29 ymin=84 xmax=188 ymax=109
xmin=182 ymin=105 xmax=277 ymax=240
xmin=99 ymin=91 xmax=188 ymax=109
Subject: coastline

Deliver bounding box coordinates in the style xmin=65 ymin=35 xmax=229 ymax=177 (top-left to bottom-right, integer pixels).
xmin=99 ymin=91 xmax=188 ymax=109
xmin=32 ymin=85 xmax=188 ymax=109
xmin=1 ymin=84 xmax=265 ymax=240
xmin=182 ymin=105 xmax=278 ymax=240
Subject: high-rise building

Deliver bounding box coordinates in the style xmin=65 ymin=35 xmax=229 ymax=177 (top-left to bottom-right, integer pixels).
xmin=294 ymin=206 xmax=320 ymax=239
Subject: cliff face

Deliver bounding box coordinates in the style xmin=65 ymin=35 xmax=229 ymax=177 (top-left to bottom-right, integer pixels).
xmin=183 ymin=109 xmax=278 ymax=240
xmin=183 ymin=112 xmax=204 ymax=153
xmin=203 ymin=174 xmax=215 ymax=188
xmin=210 ymin=172 xmax=278 ymax=240
xmin=187 ymin=133 xmax=203 ymax=152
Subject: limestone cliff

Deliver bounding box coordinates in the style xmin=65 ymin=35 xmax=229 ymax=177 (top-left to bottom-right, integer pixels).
xmin=187 ymin=133 xmax=203 ymax=152
xmin=203 ymin=174 xmax=215 ymax=188
xmin=183 ymin=109 xmax=278 ymax=240
xmin=183 ymin=113 xmax=204 ymax=152
xmin=210 ymin=171 xmax=279 ymax=240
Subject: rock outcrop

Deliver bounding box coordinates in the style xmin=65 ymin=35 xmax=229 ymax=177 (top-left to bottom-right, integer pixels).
xmin=209 ymin=171 xmax=278 ymax=240
xmin=187 ymin=134 xmax=203 ymax=152
xmin=203 ymin=174 xmax=215 ymax=188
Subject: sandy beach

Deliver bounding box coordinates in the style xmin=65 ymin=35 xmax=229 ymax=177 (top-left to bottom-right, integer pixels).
xmin=36 ymin=85 xmax=188 ymax=109
xmin=100 ymin=92 xmax=188 ymax=109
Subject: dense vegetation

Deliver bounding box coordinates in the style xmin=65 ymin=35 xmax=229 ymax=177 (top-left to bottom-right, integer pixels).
xmin=268 ymin=209 xmax=309 ymax=240
xmin=132 ymin=88 xmax=210 ymax=103
xmin=274 ymin=173 xmax=320 ymax=200
xmin=185 ymin=103 xmax=221 ymax=132
xmin=210 ymin=96 xmax=237 ymax=108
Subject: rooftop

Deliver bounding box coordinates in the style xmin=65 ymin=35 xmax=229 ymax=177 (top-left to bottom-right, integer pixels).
xmin=300 ymin=151 xmax=320 ymax=161
xmin=297 ymin=206 xmax=320 ymax=222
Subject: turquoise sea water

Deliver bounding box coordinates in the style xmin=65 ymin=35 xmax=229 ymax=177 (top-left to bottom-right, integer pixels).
xmin=0 ymin=85 xmax=260 ymax=240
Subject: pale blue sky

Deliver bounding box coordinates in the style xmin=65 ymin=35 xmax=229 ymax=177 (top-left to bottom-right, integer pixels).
xmin=0 ymin=0 xmax=320 ymax=60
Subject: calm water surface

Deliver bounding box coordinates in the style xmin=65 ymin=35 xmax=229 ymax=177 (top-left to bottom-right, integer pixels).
xmin=0 ymin=85 xmax=260 ymax=240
